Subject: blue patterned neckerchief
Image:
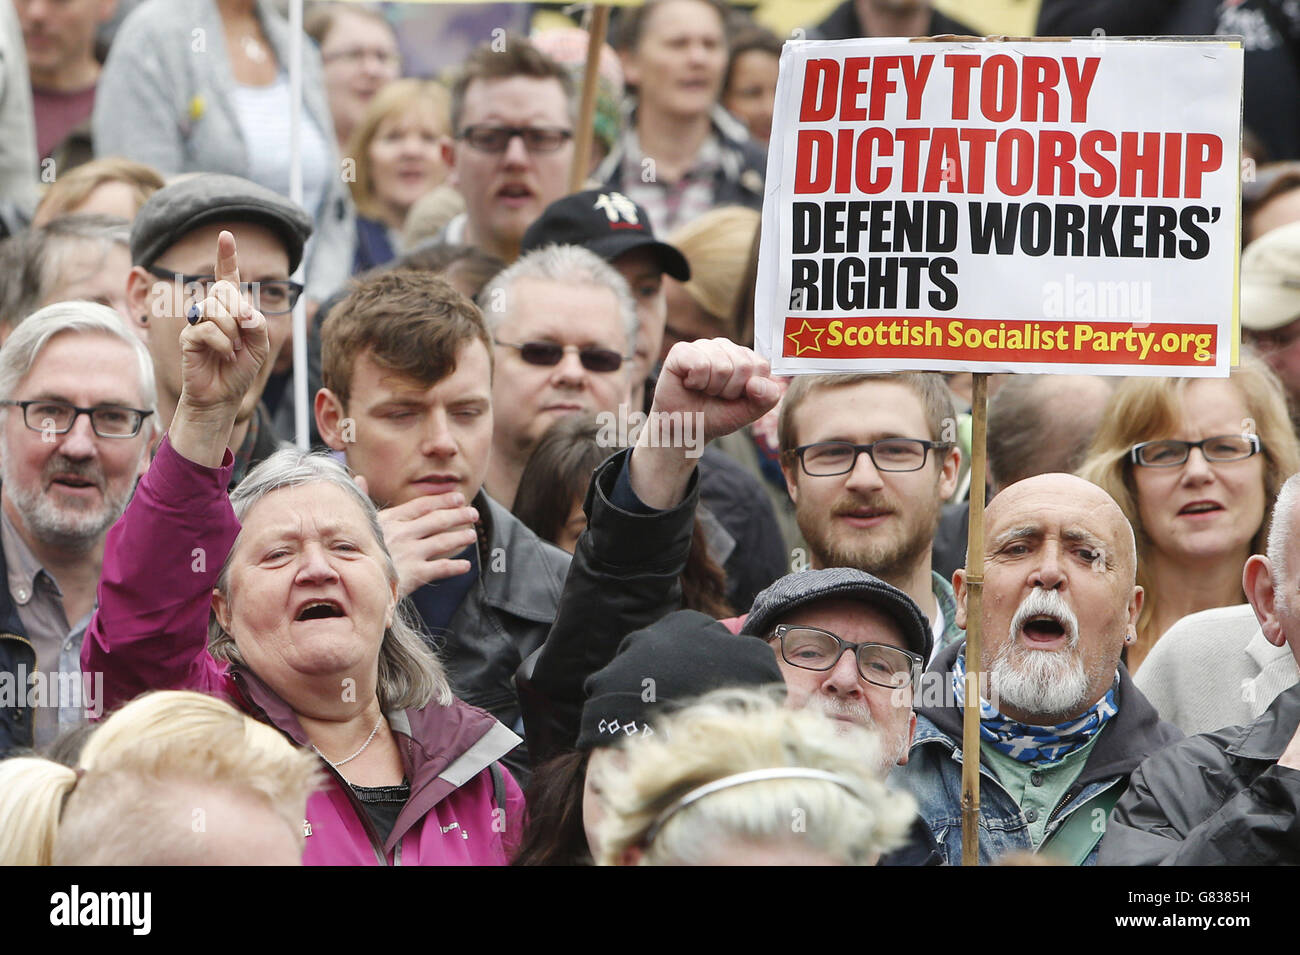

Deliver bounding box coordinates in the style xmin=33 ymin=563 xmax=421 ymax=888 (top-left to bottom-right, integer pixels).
xmin=951 ymin=651 xmax=1120 ymax=764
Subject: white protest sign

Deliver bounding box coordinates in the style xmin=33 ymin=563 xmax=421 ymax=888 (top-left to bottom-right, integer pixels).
xmin=755 ymin=38 xmax=1244 ymax=377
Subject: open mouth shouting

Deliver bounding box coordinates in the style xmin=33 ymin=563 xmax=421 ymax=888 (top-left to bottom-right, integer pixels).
xmin=294 ymin=598 xmax=347 ymax=622
xmin=1010 ymin=590 xmax=1079 ymax=652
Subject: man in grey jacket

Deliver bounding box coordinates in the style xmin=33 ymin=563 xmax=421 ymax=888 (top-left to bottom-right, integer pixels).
xmin=314 ymin=268 xmax=570 ymax=773
xmin=1101 ymin=471 xmax=1300 ymax=865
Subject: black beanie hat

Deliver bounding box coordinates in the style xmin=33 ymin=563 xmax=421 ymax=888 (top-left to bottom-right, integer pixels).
xmin=577 ymin=610 xmax=786 ymax=751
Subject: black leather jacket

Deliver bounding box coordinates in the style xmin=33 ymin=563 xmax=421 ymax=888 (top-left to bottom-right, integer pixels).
xmin=1101 ymin=681 xmax=1300 ymax=865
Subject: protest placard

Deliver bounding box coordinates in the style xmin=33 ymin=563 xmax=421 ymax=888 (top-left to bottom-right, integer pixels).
xmin=754 ymin=37 xmax=1245 ymax=377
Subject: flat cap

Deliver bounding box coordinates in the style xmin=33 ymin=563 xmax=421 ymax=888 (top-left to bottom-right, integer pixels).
xmin=130 ymin=173 xmax=313 ymax=272
xmin=741 ymin=568 xmax=933 ymax=663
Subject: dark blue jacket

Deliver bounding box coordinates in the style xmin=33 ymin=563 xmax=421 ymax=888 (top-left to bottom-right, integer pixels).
xmin=0 ymin=538 xmax=35 ymax=755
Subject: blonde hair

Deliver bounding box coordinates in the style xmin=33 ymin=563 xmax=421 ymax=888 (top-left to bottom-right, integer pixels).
xmin=667 ymin=206 xmax=761 ymax=333
xmin=32 ymin=157 xmax=165 ymax=226
xmin=344 ymin=79 xmax=451 ymax=221
xmin=0 ymin=691 xmax=322 ymax=865
xmin=593 ymin=688 xmax=917 ymax=866
xmin=1076 ymin=358 xmax=1300 ymax=645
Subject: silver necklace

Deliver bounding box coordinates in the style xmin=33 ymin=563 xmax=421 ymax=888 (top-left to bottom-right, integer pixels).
xmin=312 ymin=715 xmax=384 ymax=769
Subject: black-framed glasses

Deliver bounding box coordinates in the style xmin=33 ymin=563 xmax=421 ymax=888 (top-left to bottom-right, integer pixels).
xmin=771 ymin=625 xmax=922 ymax=690
xmin=0 ymin=399 xmax=152 ymax=438
xmin=458 ymin=124 xmax=573 ymax=154
xmin=786 ymin=438 xmax=952 ymax=476
xmin=1129 ymin=434 xmax=1263 ymax=467
xmin=144 ymin=266 xmax=304 ymax=315
xmin=494 ymin=340 xmax=628 ymax=373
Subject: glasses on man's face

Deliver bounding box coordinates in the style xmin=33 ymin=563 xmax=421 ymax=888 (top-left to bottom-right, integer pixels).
xmin=494 ymin=340 xmax=627 ymax=373
xmin=0 ymin=399 xmax=152 ymax=438
xmin=458 ymin=124 xmax=573 ymax=154
xmin=144 ymin=266 xmax=304 ymax=315
xmin=771 ymin=625 xmax=921 ymax=690
xmin=322 ymin=47 xmax=400 ymax=69
xmin=787 ymin=438 xmax=952 ymax=477
xmin=1129 ymin=434 xmax=1263 ymax=467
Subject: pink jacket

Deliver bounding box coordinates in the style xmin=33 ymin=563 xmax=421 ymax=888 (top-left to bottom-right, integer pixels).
xmin=83 ymin=437 xmax=525 ymax=865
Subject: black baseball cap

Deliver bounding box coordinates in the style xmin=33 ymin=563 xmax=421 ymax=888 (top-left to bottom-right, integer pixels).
xmin=520 ymin=189 xmax=690 ymax=280
xmin=130 ymin=173 xmax=314 ymax=272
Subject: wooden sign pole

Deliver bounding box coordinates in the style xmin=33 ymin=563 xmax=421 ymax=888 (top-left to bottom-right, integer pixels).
xmin=569 ymin=4 xmax=611 ymax=193
xmin=961 ymin=372 xmax=989 ymax=866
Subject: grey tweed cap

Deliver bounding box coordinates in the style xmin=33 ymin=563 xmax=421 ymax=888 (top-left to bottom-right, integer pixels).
xmin=130 ymin=173 xmax=313 ymax=271
xmin=741 ymin=567 xmax=934 ymax=662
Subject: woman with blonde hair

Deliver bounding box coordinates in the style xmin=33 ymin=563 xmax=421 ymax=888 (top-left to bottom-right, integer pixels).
xmin=1077 ymin=358 xmax=1300 ymax=670
xmin=661 ymin=205 xmax=760 ymax=360
xmin=32 ymin=157 xmax=165 ymax=226
xmin=346 ymin=78 xmax=452 ymax=272
xmin=0 ymin=690 xmax=321 ymax=865
xmin=591 ymin=687 xmax=917 ymax=866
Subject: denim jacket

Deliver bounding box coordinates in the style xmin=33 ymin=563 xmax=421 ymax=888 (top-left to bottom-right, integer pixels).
xmin=899 ymin=640 xmax=1182 ymax=865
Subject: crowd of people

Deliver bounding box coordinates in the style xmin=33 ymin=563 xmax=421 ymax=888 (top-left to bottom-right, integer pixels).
xmin=2 ymin=0 xmax=1300 ymax=867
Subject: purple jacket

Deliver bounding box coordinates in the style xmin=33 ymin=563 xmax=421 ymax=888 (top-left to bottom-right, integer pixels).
xmin=83 ymin=437 xmax=525 ymax=865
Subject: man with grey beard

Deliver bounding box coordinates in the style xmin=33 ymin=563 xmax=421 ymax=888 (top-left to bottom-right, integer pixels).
xmin=898 ymin=472 xmax=1180 ymax=865
xmin=0 ymin=302 xmax=156 ymax=754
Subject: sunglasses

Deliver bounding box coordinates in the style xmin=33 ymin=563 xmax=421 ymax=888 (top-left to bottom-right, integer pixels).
xmin=494 ymin=340 xmax=628 ymax=373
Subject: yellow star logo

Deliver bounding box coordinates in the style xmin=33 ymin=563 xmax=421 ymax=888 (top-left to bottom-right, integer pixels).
xmin=786 ymin=319 xmax=824 ymax=357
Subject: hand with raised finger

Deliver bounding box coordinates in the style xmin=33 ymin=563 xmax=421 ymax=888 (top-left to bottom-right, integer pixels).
xmin=376 ymin=493 xmax=480 ymax=597
xmin=169 ymin=230 xmax=270 ymax=467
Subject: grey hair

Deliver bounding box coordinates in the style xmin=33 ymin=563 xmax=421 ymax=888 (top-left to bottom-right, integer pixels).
xmin=1268 ymin=472 xmax=1300 ymax=589
xmin=7 ymin=214 xmax=131 ymax=328
xmin=0 ymin=301 xmax=157 ymax=435
xmin=478 ymin=243 xmax=639 ymax=354
xmin=208 ymin=449 xmax=453 ymax=711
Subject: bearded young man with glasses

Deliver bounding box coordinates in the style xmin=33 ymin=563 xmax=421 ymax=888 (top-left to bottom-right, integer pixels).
xmin=0 ymin=302 xmax=156 ymax=755
xmin=776 ymin=373 xmax=962 ymax=659
xmin=125 ymin=173 xmax=311 ymax=489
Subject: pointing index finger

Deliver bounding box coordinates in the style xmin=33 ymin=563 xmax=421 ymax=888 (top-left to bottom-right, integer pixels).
xmin=215 ymin=230 xmax=240 ymax=286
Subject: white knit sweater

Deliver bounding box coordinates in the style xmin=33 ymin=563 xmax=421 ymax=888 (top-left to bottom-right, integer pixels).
xmin=1135 ymin=603 xmax=1299 ymax=737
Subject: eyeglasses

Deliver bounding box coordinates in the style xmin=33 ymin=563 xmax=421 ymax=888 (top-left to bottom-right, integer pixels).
xmin=1129 ymin=434 xmax=1263 ymax=467
xmin=144 ymin=266 xmax=304 ymax=315
xmin=771 ymin=625 xmax=921 ymax=690
xmin=321 ymin=47 xmax=401 ymax=69
xmin=494 ymin=340 xmax=628 ymax=373
xmin=0 ymin=399 xmax=152 ymax=438
xmin=458 ymin=124 xmax=573 ymax=154
xmin=786 ymin=439 xmax=953 ymax=476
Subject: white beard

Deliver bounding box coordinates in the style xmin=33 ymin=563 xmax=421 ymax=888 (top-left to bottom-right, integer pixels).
xmin=987 ymin=588 xmax=1091 ymax=723
xmin=809 ymin=695 xmax=911 ymax=776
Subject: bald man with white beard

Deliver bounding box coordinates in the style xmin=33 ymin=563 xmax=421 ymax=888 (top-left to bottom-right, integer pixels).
xmin=898 ymin=473 xmax=1181 ymax=866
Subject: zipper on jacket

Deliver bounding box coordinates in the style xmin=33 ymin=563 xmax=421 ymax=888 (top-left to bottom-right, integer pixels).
xmin=1047 ymin=785 xmax=1080 ymax=826
xmin=230 ymin=670 xmax=391 ymax=865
